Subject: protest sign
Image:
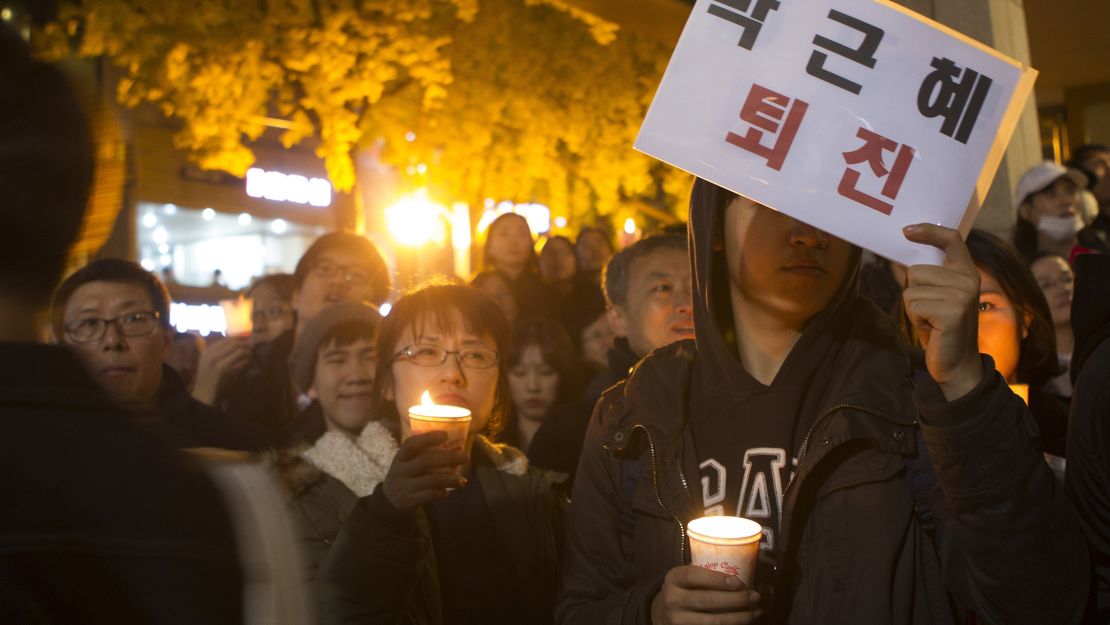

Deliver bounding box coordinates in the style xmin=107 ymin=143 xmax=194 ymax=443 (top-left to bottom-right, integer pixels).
xmin=635 ymin=0 xmax=1037 ymax=266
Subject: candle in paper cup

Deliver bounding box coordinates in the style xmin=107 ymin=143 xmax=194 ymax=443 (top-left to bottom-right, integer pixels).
xmin=1008 ymin=383 xmax=1029 ymax=405
xmin=407 ymin=391 xmax=471 ymax=452
xmin=687 ymin=516 xmax=763 ymax=587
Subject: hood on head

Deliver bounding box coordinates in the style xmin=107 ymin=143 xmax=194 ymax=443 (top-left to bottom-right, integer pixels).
xmin=686 ymin=179 xmax=863 ymax=386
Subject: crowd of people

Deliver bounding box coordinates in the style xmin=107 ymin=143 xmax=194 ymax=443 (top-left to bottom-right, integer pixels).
xmin=5 ymin=22 xmax=1110 ymax=625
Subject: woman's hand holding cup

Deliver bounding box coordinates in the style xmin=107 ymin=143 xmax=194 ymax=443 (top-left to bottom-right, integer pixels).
xmin=382 ymin=431 xmax=468 ymax=511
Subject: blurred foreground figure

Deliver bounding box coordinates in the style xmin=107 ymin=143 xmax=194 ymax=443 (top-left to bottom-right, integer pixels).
xmin=1065 ymin=253 xmax=1110 ymax=623
xmin=0 ymin=26 xmax=243 ymax=623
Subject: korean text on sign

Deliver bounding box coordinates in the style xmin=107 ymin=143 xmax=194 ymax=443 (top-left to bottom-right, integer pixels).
xmin=637 ymin=0 xmax=1036 ymax=266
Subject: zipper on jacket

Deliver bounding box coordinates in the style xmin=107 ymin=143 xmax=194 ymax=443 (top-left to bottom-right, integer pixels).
xmin=782 ymin=403 xmax=918 ymax=501
xmin=629 ymin=424 xmax=690 ymax=565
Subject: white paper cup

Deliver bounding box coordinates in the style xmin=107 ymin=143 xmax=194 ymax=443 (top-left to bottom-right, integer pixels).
xmin=407 ymin=404 xmax=471 ymax=453
xmin=687 ymin=516 xmax=763 ymax=587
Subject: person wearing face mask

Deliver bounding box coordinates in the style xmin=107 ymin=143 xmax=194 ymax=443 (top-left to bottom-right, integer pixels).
xmin=317 ymin=284 xmax=563 ymax=625
xmin=1013 ymin=161 xmax=1108 ymax=263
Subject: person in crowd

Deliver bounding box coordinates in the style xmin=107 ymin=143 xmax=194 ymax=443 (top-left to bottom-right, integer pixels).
xmin=1031 ymin=252 xmax=1076 ymax=398
xmin=197 ymin=233 xmax=391 ymax=444
xmin=166 ymin=330 xmax=205 ymax=390
xmin=52 ymin=258 xmax=269 ymax=451
xmin=906 ymin=231 xmax=1067 ymax=457
xmin=1064 ymin=253 xmax=1110 ymax=623
xmin=1067 ymin=143 xmax=1110 ymax=232
xmin=1014 ymin=161 xmax=1106 ymax=262
xmin=249 ymin=273 xmax=296 ymax=346
xmin=576 ymin=225 xmax=615 ymax=286
xmin=0 ymin=25 xmax=243 ymax=623
xmin=318 ymin=284 xmax=563 ymax=625
xmin=858 ymin=252 xmax=907 ymax=319
xmin=577 ymin=309 xmax=616 ymax=373
xmin=271 ymin=302 xmax=386 ymax=624
xmin=557 ymin=180 xmax=1087 ymax=625
xmin=540 ymin=235 xmax=608 ymax=336
xmin=503 ymin=317 xmax=584 ymax=453
xmin=529 ymin=233 xmax=693 ymax=488
xmin=471 ymin=269 xmax=518 ymax=324
xmin=481 ymin=212 xmax=555 ymax=318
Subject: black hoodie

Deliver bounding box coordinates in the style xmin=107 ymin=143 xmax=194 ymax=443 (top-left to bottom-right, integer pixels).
xmin=1064 ymin=253 xmax=1110 ymax=623
xmin=557 ymin=179 xmax=1088 ymax=625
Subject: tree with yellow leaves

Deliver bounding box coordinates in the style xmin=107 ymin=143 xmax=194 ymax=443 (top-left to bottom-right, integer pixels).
xmin=37 ymin=0 xmax=690 ymax=224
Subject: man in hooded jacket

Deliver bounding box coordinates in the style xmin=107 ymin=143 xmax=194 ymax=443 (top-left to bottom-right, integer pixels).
xmin=557 ymin=180 xmax=1087 ymax=625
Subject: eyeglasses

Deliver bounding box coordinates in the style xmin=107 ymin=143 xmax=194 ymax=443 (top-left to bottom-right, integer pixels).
xmin=66 ymin=311 xmax=161 ymax=344
xmin=394 ymin=344 xmax=499 ymax=370
xmin=312 ymin=260 xmax=374 ymax=286
xmin=251 ymin=304 xmax=291 ymax=323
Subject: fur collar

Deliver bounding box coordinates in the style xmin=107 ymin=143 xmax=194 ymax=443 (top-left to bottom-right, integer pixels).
xmin=297 ymin=421 xmax=529 ymax=497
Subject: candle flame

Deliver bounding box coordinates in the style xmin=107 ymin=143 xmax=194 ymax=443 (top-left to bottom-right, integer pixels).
xmin=421 ymin=390 xmax=433 ymax=406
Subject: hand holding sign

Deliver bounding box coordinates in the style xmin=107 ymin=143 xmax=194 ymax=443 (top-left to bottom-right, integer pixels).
xmin=902 ymin=223 xmax=984 ymax=400
xmin=636 ymin=0 xmax=1037 ymax=266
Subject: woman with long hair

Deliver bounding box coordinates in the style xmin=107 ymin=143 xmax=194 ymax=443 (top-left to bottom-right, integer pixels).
xmin=908 ymin=230 xmax=1066 ymax=456
xmin=482 ymin=212 xmax=555 ymax=318
xmin=318 ymin=284 xmax=562 ymax=625
xmin=503 ymin=317 xmax=584 ymax=452
xmin=1030 ymin=252 xmax=1076 ymax=398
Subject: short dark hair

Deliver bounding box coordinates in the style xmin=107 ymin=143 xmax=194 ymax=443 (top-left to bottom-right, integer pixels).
xmin=602 ymin=233 xmax=688 ymax=308
xmin=507 ymin=316 xmax=584 ymax=408
xmin=52 ymin=259 xmax=172 ymax=341
xmin=966 ymin=229 xmax=1060 ymax=387
xmin=320 ymin=319 xmax=377 ymax=354
xmin=482 ymin=212 xmax=538 ymax=273
xmin=0 ymin=26 xmax=94 ymax=307
xmin=293 ymin=233 xmax=391 ymax=305
xmin=247 ymin=273 xmax=295 ymax=301
xmin=576 ymin=226 xmax=614 ymax=253
xmin=373 ymin=283 xmax=513 ymax=437
xmin=1067 ymin=144 xmax=1110 ymax=184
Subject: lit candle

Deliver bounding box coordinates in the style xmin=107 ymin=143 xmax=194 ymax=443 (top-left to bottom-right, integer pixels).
xmin=687 ymin=516 xmax=763 ymax=588
xmin=407 ymin=391 xmax=472 ymax=452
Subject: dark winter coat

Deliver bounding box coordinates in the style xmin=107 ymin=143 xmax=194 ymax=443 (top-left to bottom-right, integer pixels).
xmin=0 ymin=343 xmax=243 ymax=624
xmin=1065 ymin=252 xmax=1110 ymax=623
xmin=556 ymin=179 xmax=1088 ymax=625
xmin=317 ymin=437 xmax=564 ymax=625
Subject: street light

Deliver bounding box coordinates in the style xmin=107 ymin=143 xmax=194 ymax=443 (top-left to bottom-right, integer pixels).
xmin=385 ymin=189 xmax=448 ymax=246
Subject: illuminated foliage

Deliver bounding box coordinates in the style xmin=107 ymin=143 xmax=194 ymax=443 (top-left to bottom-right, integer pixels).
xmin=37 ymin=0 xmax=690 ymax=221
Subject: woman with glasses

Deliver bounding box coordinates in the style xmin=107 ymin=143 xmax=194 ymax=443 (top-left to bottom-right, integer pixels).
xmin=318 ymin=284 xmax=562 ymax=625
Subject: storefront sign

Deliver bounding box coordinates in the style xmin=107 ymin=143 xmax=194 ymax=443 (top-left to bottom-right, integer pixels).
xmin=635 ymin=0 xmax=1036 ymax=266
xmin=245 ymin=167 xmax=332 ymax=207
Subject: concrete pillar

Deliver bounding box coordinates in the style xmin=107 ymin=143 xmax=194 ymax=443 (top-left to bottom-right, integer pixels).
xmin=894 ymin=0 xmax=1042 ymax=238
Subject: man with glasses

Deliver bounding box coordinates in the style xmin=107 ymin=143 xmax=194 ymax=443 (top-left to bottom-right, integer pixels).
xmin=215 ymin=233 xmax=392 ymax=444
xmin=52 ymin=259 xmax=267 ymax=450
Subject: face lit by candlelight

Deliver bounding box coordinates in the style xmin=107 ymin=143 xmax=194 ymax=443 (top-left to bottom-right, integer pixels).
xmin=387 ymin=310 xmax=499 ymax=442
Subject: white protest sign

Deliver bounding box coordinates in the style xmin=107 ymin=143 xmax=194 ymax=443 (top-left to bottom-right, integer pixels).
xmin=635 ymin=0 xmax=1037 ymax=266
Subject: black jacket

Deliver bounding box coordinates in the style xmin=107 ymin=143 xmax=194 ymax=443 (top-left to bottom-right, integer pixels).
xmin=318 ymin=438 xmax=564 ymax=625
xmin=0 ymin=343 xmax=243 ymax=624
xmin=529 ymin=337 xmax=641 ymax=489
xmin=1065 ymin=253 xmax=1110 ymax=623
xmin=158 ymin=364 xmax=271 ymax=451
xmin=556 ymin=179 xmax=1087 ymax=625
xmin=222 ymin=330 xmax=300 ymax=444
